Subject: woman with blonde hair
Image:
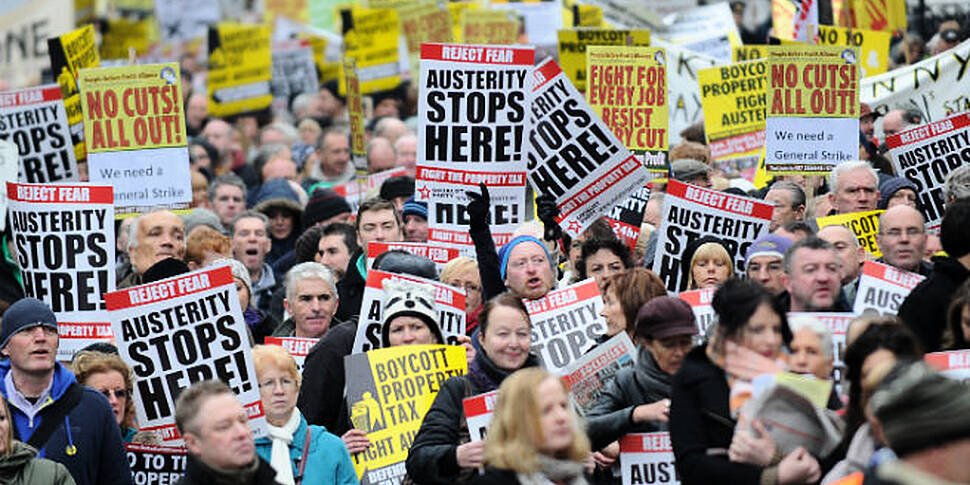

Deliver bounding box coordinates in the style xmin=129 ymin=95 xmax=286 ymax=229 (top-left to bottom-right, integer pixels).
xmin=440 ymin=257 xmax=483 ymax=334
xmin=0 ymin=398 xmax=75 ymax=484
xmin=683 ymin=237 xmax=735 ymax=290
xmin=472 ymin=368 xmax=591 ymax=485
xmin=71 ymin=350 xmax=153 ymax=444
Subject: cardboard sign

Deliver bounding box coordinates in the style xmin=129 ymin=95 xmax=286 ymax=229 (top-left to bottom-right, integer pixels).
xmin=529 ymin=58 xmax=649 ymax=238
xmin=344 ymin=345 xmax=467 ymax=485
xmin=524 ymin=278 xmax=607 ymax=373
xmin=650 ymin=40 xmax=717 ymax=147
xmin=105 ymin=265 xmax=267 ymax=443
xmin=765 ymin=45 xmax=860 ymax=173
xmin=0 ymin=85 xmax=78 ymax=183
xmin=886 ymin=112 xmax=970 ymax=233
xmin=605 ymin=185 xmax=651 ymax=249
xmin=557 ymin=29 xmax=651 ymax=92
xmin=789 ymin=312 xmax=853 ymax=389
xmin=460 ymin=9 xmax=519 ymax=45
xmin=7 ymin=182 xmax=115 ymax=360
xmin=586 ymin=45 xmax=669 ymax=173
xmin=47 ymin=24 xmax=100 ymax=162
xmin=620 ymin=432 xmax=680 ymax=485
xmin=817 ymin=209 xmax=884 ymax=257
xmin=352 ymin=270 xmax=466 ymax=354
xmin=366 ymin=241 xmax=460 ymax=272
xmin=677 ymin=287 xmax=716 ymax=336
xmin=652 ymin=180 xmax=773 ymax=292
xmin=925 ymin=350 xmax=970 ymax=382
xmin=264 ymin=336 xmax=318 ymax=371
xmin=416 ymin=43 xmax=533 ymax=253
xmin=560 ymin=332 xmax=636 ymax=415
xmin=463 ymin=390 xmax=498 ymax=442
xmin=125 ymin=444 xmax=187 ymax=484
xmin=852 ymin=260 xmax=924 ymax=316
xmin=1 ymin=0 xmax=74 ymax=90
xmin=207 ymin=24 xmax=273 ymax=117
xmin=699 ymin=60 xmax=767 ymax=162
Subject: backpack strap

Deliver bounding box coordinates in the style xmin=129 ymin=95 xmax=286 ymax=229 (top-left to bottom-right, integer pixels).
xmin=294 ymin=425 xmax=313 ymax=485
xmin=25 ymin=383 xmax=84 ymax=452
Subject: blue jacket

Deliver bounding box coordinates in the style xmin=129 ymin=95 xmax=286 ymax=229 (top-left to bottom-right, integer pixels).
xmin=255 ymin=413 xmax=359 ymax=485
xmin=0 ymin=361 xmax=133 ymax=485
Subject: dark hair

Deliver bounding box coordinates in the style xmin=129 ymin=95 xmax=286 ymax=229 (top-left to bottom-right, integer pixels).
xmin=780 ymin=220 xmax=815 ymax=237
xmin=478 ymin=293 xmax=531 ymax=337
xmin=175 ymin=379 xmax=234 ymax=436
xmin=576 ymin=238 xmax=633 ymax=281
xmin=941 ymin=198 xmax=970 ymax=258
xmin=601 ymin=268 xmax=667 ymax=338
xmin=295 ymin=225 xmax=327 ymax=263
xmin=355 ymin=198 xmax=402 ymax=234
xmin=947 ymin=279 xmax=970 ymax=350
xmin=320 ymin=222 xmax=359 ymax=257
xmin=783 ymin=236 xmax=834 ymax=274
xmin=711 ymin=278 xmax=791 ymax=345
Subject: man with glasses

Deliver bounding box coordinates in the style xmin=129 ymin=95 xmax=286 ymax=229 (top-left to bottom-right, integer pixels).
xmin=877 ymin=205 xmax=932 ymax=276
xmin=744 ymin=234 xmax=793 ymax=296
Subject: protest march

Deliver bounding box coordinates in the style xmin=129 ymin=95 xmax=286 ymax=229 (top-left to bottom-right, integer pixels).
xmin=3 ymin=1 xmax=970 ymax=485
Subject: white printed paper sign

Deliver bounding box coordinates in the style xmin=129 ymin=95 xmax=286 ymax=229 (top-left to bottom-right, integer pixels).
xmin=366 ymin=241 xmax=460 ymax=273
xmin=560 ymin=332 xmax=636 ymax=415
xmin=105 ymin=265 xmax=268 ymax=443
xmin=523 ymin=278 xmax=606 ymax=373
xmin=652 ymin=180 xmax=773 ymax=292
xmin=677 ymin=287 xmax=716 ymax=336
xmin=7 ymin=182 xmax=115 ymax=360
xmin=264 ymin=336 xmax=318 ymax=371
xmin=620 ymin=432 xmax=680 ymax=485
xmin=853 ymin=261 xmax=924 ymax=316
xmin=463 ymin=390 xmax=498 ymax=442
xmin=528 ymin=58 xmax=650 ymax=238
xmin=0 ymin=85 xmax=79 ymax=183
xmin=926 ymin=350 xmax=970 ymax=382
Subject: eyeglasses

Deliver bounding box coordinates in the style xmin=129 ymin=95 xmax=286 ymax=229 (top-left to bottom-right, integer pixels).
xmin=99 ymin=389 xmax=128 ymax=400
xmin=508 ymin=256 xmax=548 ymax=271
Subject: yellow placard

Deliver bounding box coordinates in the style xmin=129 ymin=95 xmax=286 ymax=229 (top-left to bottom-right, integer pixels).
xmin=100 ymin=18 xmax=153 ymax=60
xmin=301 ymin=34 xmax=341 ymax=84
xmin=753 ymin=149 xmax=771 ymax=189
xmin=699 ymin=60 xmax=767 ymax=143
xmin=767 ymin=45 xmax=859 ymax=119
xmin=50 ymin=24 xmax=100 ymax=162
xmin=564 ymin=3 xmax=603 ymax=27
xmin=344 ymin=58 xmax=367 ymax=173
xmin=586 ymin=46 xmax=668 ymax=171
xmin=447 ymin=2 xmax=480 ymax=42
xmin=346 ymin=345 xmax=467 ymax=484
xmin=340 ymin=7 xmax=402 ymax=95
xmin=263 ymin=0 xmax=310 ymax=24
xmin=814 ymin=24 xmax=890 ymax=77
xmin=817 ymin=209 xmax=884 ymax=257
xmin=558 ymin=28 xmax=650 ymax=92
xmin=206 ymin=23 xmax=272 ymax=117
xmin=849 ymin=0 xmax=905 ymax=32
xmin=774 ymin=372 xmax=833 ymax=409
xmin=398 ymin=3 xmax=453 ymax=75
xmin=733 ymin=45 xmax=766 ymax=62
xmin=460 ymin=9 xmax=519 ymax=45
xmin=79 ymin=63 xmax=186 ymax=153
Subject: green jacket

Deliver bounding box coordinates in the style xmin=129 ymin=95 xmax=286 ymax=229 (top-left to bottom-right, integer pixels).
xmin=0 ymin=441 xmax=76 ymax=485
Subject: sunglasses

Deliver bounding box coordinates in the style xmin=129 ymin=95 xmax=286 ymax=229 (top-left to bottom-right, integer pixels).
xmin=99 ymin=389 xmax=128 ymax=400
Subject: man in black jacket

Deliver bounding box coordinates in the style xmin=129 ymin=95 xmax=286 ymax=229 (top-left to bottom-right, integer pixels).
xmin=779 ymin=237 xmax=853 ymax=313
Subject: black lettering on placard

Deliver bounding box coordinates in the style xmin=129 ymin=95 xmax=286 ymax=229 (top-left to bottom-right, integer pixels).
xmin=126 ymin=447 xmax=187 ymax=485
xmin=530 ymin=303 xmax=604 ymax=368
xmin=0 ymin=103 xmax=75 ymax=182
xmin=435 ymin=201 xmax=520 ymax=226
xmin=629 ymin=460 xmax=676 ymax=484
xmin=363 ymin=322 xmax=382 ymax=352
xmin=861 ymin=287 xmax=904 ymax=313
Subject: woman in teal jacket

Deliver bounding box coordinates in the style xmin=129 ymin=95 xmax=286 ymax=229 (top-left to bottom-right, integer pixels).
xmin=252 ymin=345 xmax=358 ymax=485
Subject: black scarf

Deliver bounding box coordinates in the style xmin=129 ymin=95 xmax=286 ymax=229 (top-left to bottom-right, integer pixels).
xmin=467 ymin=349 xmax=541 ymax=393
xmin=634 ymin=345 xmax=672 ymax=404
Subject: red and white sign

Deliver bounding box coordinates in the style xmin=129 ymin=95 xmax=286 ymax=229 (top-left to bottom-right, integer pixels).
xmin=0 ymin=84 xmax=79 ymax=183
xmin=789 ymin=312 xmax=854 ymax=392
xmin=678 ymin=287 xmax=716 ymax=336
xmin=366 ymin=241 xmax=460 ymax=272
xmin=463 ymin=390 xmax=498 ymax=442
xmin=926 ymin=350 xmax=970 ymax=381
xmin=264 ymin=336 xmax=318 ymax=371
xmin=619 ymin=432 xmax=679 ymax=485
xmin=524 ymin=278 xmax=607 ymax=374
xmin=852 ymin=260 xmax=924 ymax=316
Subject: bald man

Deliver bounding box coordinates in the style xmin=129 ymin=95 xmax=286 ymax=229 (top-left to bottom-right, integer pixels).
xmin=877 ymin=205 xmax=932 ymax=276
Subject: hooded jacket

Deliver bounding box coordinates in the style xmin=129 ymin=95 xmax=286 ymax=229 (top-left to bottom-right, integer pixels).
xmin=0 ymin=362 xmax=133 ymax=485
xmin=0 ymin=441 xmax=75 ymax=485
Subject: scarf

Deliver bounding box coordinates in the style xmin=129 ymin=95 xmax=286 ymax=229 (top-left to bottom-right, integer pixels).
xmin=707 ymin=339 xmax=786 ymax=418
xmin=467 ymin=349 xmax=540 ymax=393
xmin=267 ymin=411 xmax=302 ymax=485
xmin=517 ymin=455 xmax=588 ymax=485
xmin=634 ymin=346 xmax=672 ymax=404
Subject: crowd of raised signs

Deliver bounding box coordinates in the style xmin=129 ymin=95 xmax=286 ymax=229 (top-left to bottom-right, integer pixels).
xmin=3 ymin=1 xmax=970 ymax=485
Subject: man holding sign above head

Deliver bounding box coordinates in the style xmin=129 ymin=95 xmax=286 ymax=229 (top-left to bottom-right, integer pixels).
xmin=780 ymin=237 xmax=851 ymax=313
xmin=119 ymin=210 xmax=186 ymax=288
xmin=0 ymin=298 xmax=133 ymax=485
xmin=827 ymin=161 xmax=880 ymax=215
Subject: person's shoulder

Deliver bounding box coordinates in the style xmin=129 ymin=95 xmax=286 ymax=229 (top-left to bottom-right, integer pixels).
xmin=673 ymin=345 xmax=720 ymax=386
xmin=471 ymin=467 xmax=520 ymax=485
xmin=307 ymin=424 xmax=347 ymax=451
xmin=23 ymin=457 xmax=75 ymax=485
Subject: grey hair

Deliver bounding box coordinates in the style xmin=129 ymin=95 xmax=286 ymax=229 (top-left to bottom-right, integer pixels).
xmin=768 ymin=180 xmax=806 ymax=208
xmin=127 ymin=208 xmax=183 ymax=252
xmin=285 ymin=262 xmax=336 ymax=302
xmin=261 ymin=122 xmax=299 ymax=145
xmin=290 ymin=94 xmax=317 ymax=118
xmin=788 ymin=314 xmax=833 ymax=357
xmin=829 ymin=161 xmax=878 ymax=194
xmin=207 ymin=173 xmax=247 ymax=203
xmin=230 ymin=211 xmax=270 ymax=237
xmin=944 ymin=165 xmax=970 ymax=206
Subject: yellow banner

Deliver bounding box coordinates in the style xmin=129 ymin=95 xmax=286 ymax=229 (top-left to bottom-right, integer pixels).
xmin=558 ymin=29 xmax=650 ymax=92
xmin=767 ymin=45 xmax=859 ymax=119
xmin=814 ymin=24 xmax=890 ymax=77
xmin=564 ymin=3 xmax=603 ymax=27
xmin=79 ymin=63 xmax=186 ymax=153
xmin=100 ymin=18 xmax=153 ymax=60
xmin=447 ymin=2 xmax=479 ymax=42
xmin=301 ymin=34 xmax=341 ymax=84
xmin=207 ymin=23 xmax=272 ymax=117
xmin=346 ymin=345 xmax=467 ymax=485
xmin=733 ymin=45 xmax=766 ymax=62
xmin=399 ymin=3 xmax=453 ymax=75
xmin=340 ymin=7 xmax=402 ymax=95
xmin=699 ymin=60 xmax=767 ymax=142
xmin=460 ymin=9 xmax=519 ymax=45
xmin=586 ymin=46 xmax=668 ymax=170
xmin=849 ymin=0 xmax=905 ymax=32
xmin=50 ymin=24 xmax=100 ymax=162
xmin=817 ymin=209 xmax=884 ymax=257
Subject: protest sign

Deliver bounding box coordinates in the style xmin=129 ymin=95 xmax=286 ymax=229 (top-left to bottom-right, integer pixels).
xmin=80 ymin=63 xmax=192 ymax=210
xmin=264 ymin=0 xmax=309 ymax=24
xmin=765 ymin=45 xmax=860 ymax=173
xmin=652 ymin=180 xmax=773 ymax=292
xmin=698 ymin=60 xmax=767 ymax=162
xmin=848 ymin=0 xmax=906 ymax=33
xmin=568 ymin=4 xmax=604 ymax=28
xmin=155 ymin=0 xmax=220 ymax=43
xmin=105 ymin=265 xmax=267 ymax=443
xmin=0 ymin=0 xmax=73 ymax=90
xmin=789 ymin=312 xmax=853 ymax=389
xmin=489 ymin=0 xmax=562 ymax=46
xmin=853 ymin=260 xmax=924 ymax=316
xmin=661 ymin=3 xmax=741 ymax=64
xmin=460 ymin=9 xmax=519 ymax=45
xmin=399 ymin=3 xmax=452 ymax=75
xmin=353 ymin=270 xmax=466 ymax=354
xmin=561 ymin=332 xmax=636 ymax=415
xmin=604 ymin=185 xmax=650 ymax=249
xmin=860 ymin=40 xmax=970 ymax=124
xmin=576 ymin=0 xmax=660 ymax=33
xmin=558 ymin=29 xmax=651 ymax=93
xmin=817 ymin=209 xmax=883 ymax=257
xmin=772 ymin=0 xmax=817 ymax=42
xmin=366 ymin=241 xmax=459 ymax=272
xmin=925 ymin=350 xmax=970 ymax=382
xmin=586 ymin=46 xmax=669 ymax=173
xmin=271 ymin=40 xmax=319 ymax=106
xmin=814 ymin=24 xmax=891 ymax=77
xmin=125 ymin=444 xmax=187 ymax=485
xmin=100 ymin=18 xmax=152 ymax=61
xmin=345 ymin=345 xmax=467 ymax=485
xmin=734 ymin=46 xmax=766 ymax=62
xmin=264 ymin=336 xmax=317 ymax=371
xmin=340 ymin=7 xmax=401 ymax=95
xmin=463 ymin=390 xmax=498 ymax=442
xmin=524 ymin=278 xmax=607 ymax=373
xmin=48 ymin=24 xmax=100 ymax=163
xmin=677 ymin=287 xmax=716 ymax=335
xmin=0 ymin=85 xmax=78 ymax=183
xmin=416 ymin=43 xmax=533 ymax=253
xmin=8 ymin=182 xmax=115 ymax=360
xmin=650 ymin=40 xmax=717 ymax=146
xmin=528 ymin=58 xmax=649 ymax=238
xmin=344 ymin=58 xmax=367 ymax=174
xmin=332 ymin=166 xmax=408 ymax=214
xmin=207 ymin=23 xmax=272 ymax=118
xmin=885 ymin=112 xmax=970 ymax=233
xmin=0 ymin=142 xmax=16 ymax=230
xmin=619 ymin=432 xmax=679 ymax=485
